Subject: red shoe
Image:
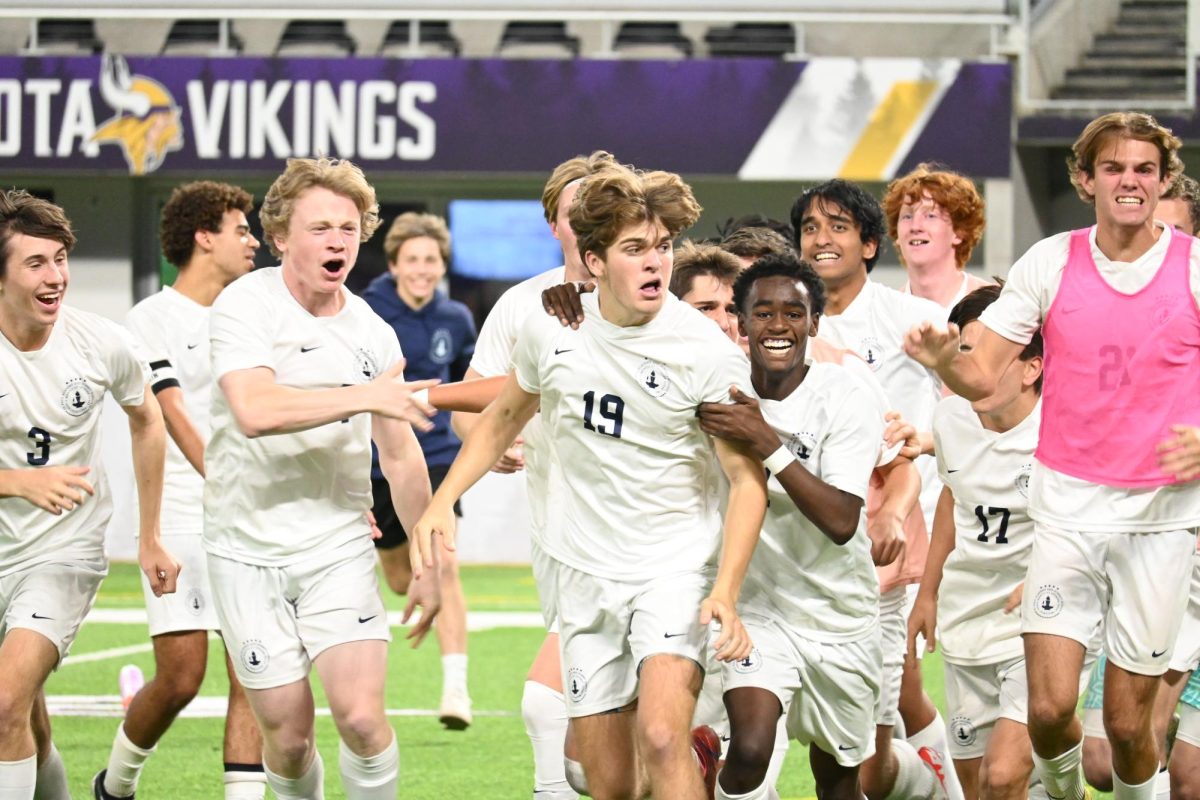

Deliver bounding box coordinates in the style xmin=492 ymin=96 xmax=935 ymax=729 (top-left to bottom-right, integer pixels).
xmin=917 ymin=746 xmax=950 ymax=799
xmin=691 ymin=725 xmax=721 ymax=800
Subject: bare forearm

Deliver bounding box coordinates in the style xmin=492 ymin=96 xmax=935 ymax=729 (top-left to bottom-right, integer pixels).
xmin=381 ymin=453 xmax=433 ymax=534
xmin=158 ymin=388 xmax=206 ymax=477
xmin=775 ymin=464 xmax=861 ymax=544
xmin=711 ymin=477 xmax=766 ymax=603
xmin=937 ymin=352 xmax=997 ymax=401
xmin=430 ymin=376 xmax=505 ymax=414
xmin=875 ymin=459 xmax=920 ymax=527
xmin=918 ymin=487 xmax=957 ymax=599
xmin=129 ymin=404 xmax=166 ymax=547
xmin=232 ymin=383 xmax=376 ymax=437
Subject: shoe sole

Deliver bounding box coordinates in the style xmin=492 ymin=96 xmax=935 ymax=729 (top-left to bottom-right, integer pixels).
xmin=439 ymin=713 xmax=471 ymax=730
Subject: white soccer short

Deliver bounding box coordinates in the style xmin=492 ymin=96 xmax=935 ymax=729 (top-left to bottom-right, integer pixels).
xmin=209 ymin=538 xmax=390 ymax=690
xmin=1170 ymin=552 xmax=1200 ymax=673
xmin=555 ymin=560 xmax=711 ymax=718
xmin=875 ymin=585 xmax=907 ymax=727
xmin=530 ymin=538 xmax=560 ymax=630
xmin=0 ymin=558 xmax=106 ymax=663
xmin=723 ymin=615 xmax=880 ymax=767
xmin=142 ymin=533 xmax=220 ymax=636
xmin=1021 ymin=523 xmax=1197 ymax=675
xmin=1178 ymin=704 xmax=1200 ymax=749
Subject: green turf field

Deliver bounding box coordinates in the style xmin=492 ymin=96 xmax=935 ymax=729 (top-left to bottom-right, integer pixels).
xmin=47 ymin=563 xmax=1113 ymax=799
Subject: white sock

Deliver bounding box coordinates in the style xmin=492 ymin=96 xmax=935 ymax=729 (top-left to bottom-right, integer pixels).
xmin=715 ymin=770 xmax=771 ymax=800
xmin=521 ymin=681 xmax=576 ymax=798
xmin=223 ymin=764 xmax=267 ymax=800
xmin=103 ymin=724 xmax=155 ymax=797
xmin=886 ymin=740 xmax=939 ymax=800
xmin=264 ymin=751 xmax=324 ymax=800
xmin=33 ymin=744 xmax=68 ymax=800
xmin=339 ymin=736 xmax=399 ymax=800
xmin=0 ymin=755 xmax=37 ymax=800
xmin=442 ymin=654 xmax=468 ymax=698
xmin=763 ymin=714 xmax=789 ymax=790
xmin=1032 ymin=740 xmax=1086 ymax=800
xmin=1154 ymin=766 xmax=1170 ymax=800
xmin=563 ymin=758 xmax=589 ymax=796
xmin=1113 ymin=768 xmax=1158 ymax=800
xmin=909 ymin=712 xmax=964 ymax=800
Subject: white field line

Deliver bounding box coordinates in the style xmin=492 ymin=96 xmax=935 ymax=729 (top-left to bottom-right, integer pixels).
xmin=46 ymin=695 xmax=515 ymax=719
xmin=85 ymin=608 xmax=545 ymax=631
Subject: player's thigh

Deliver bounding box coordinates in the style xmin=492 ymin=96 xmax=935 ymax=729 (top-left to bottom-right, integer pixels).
xmin=570 ymin=704 xmax=640 ymax=791
xmin=1102 ymin=658 xmax=1161 ymax=735
xmin=809 ymin=742 xmax=863 ymax=799
xmin=637 ymin=653 xmax=702 ymax=733
xmin=150 ymin=629 xmax=210 ymax=692
xmin=313 ymin=638 xmax=389 ymax=723
xmin=526 ymin=631 xmax=563 ymax=691
xmin=1105 ymin=529 xmax=1196 ymax=675
xmin=1023 ymin=633 xmax=1087 ymax=719
xmin=0 ymin=558 xmax=105 ymax=667
xmin=244 ymin=677 xmax=316 ymax=739
xmin=1170 ymin=736 xmax=1200 ymax=799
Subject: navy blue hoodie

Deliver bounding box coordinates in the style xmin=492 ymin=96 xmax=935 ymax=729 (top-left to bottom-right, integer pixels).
xmin=363 ymin=273 xmax=477 ymax=473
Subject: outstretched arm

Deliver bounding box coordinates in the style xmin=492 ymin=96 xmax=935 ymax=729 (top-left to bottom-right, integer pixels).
xmin=124 ymin=389 xmax=180 ymax=597
xmin=904 ymin=321 xmax=1024 ymax=401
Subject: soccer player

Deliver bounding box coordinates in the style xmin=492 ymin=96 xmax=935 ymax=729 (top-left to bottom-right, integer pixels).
xmin=718 ymin=227 xmax=797 ymax=270
xmin=96 ymin=181 xmax=266 ymax=800
xmin=1159 ymin=173 xmax=1200 ymax=235
xmin=0 ymin=189 xmax=179 ymax=799
xmin=905 ymin=111 xmax=1200 ymax=800
xmin=416 ymin=164 xmax=767 ymax=799
xmin=203 ymin=157 xmax=440 ymax=800
xmin=451 ymin=149 xmax=616 ymax=800
xmin=907 ymin=283 xmax=1047 ymax=800
xmin=669 ymin=241 xmax=741 ymax=345
xmin=363 ymin=211 xmax=477 ymax=729
xmin=883 ymin=164 xmax=991 ymax=310
xmin=792 ymin=179 xmax=963 ymax=800
xmin=696 ymin=254 xmax=885 ymax=800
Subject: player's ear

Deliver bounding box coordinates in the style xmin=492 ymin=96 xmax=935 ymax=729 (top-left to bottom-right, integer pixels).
xmin=1023 ymin=354 xmax=1044 ymax=389
xmin=809 ymin=312 xmax=820 ymax=337
xmin=862 ymin=239 xmax=878 ymax=262
xmin=584 ymin=249 xmax=605 ymax=279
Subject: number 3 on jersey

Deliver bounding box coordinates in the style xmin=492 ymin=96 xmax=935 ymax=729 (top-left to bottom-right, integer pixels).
xmin=582 ymin=391 xmax=624 ymax=438
xmin=27 ymin=427 xmax=51 ymax=466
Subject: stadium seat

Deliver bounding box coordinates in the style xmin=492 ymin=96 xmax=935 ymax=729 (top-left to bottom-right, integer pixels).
xmin=160 ymin=20 xmax=242 ymax=56
xmin=613 ymin=22 xmax=693 ymax=60
xmin=497 ymin=21 xmax=580 ymax=59
xmin=274 ymin=20 xmax=357 ymax=57
xmin=26 ymin=19 xmax=103 ymax=55
xmin=704 ymin=22 xmax=796 ymax=59
xmin=378 ymin=21 xmax=461 ymax=58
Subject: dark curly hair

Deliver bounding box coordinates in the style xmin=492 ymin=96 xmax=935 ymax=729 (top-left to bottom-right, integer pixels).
xmin=790 ymin=180 xmax=887 ymax=272
xmin=160 ymin=181 xmax=254 ymax=269
xmin=733 ymin=251 xmax=826 ymax=319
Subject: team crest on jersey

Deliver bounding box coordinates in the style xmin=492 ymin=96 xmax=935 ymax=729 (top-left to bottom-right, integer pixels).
xmin=354 ymin=348 xmax=380 ymax=382
xmin=566 ymin=668 xmax=588 ymax=702
xmin=637 ymin=358 xmax=671 ymax=398
xmin=1033 ymin=585 xmax=1063 ymax=618
xmin=240 ymin=640 xmax=270 ymax=674
xmin=429 ymin=328 xmax=454 ymax=365
xmin=1152 ymin=292 xmax=1174 ymax=328
xmin=787 ymin=431 xmax=818 ymax=461
xmin=733 ymin=647 xmax=763 ymax=674
xmin=859 ymin=337 xmax=883 ymax=371
xmin=951 ymin=715 xmax=977 ymax=747
xmin=186 ymin=588 xmax=205 ymax=616
xmin=60 ymin=377 xmax=96 ymax=417
xmin=1015 ymin=463 xmax=1032 ymax=499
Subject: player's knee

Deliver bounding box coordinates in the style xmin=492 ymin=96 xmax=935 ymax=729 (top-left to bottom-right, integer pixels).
xmin=332 ymin=706 xmax=389 ymax=752
xmin=0 ymin=687 xmax=32 ymax=729
xmin=1026 ymin=695 xmax=1077 ymax=735
xmin=1102 ymin=708 xmax=1151 ymax=754
xmin=157 ymin=663 xmax=206 ymax=709
xmin=636 ymin=717 xmax=688 ymax=767
xmin=980 ymin=757 xmax=1028 ymax=798
xmin=383 ymin=568 xmax=411 ymax=596
xmin=721 ymin=732 xmax=774 ymax=792
xmin=1172 ymin=766 xmax=1200 ymax=800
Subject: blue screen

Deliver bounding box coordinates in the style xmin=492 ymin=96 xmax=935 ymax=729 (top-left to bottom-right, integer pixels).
xmin=449 ymin=199 xmax=561 ymax=281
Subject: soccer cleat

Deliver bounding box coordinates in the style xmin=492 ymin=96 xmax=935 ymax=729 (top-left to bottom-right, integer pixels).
xmin=438 ymin=690 xmax=473 ymax=730
xmin=119 ymin=664 xmax=144 ymax=711
xmin=691 ymin=724 xmax=720 ymax=800
xmin=93 ymin=770 xmax=134 ymax=800
xmin=917 ymin=746 xmax=950 ymax=799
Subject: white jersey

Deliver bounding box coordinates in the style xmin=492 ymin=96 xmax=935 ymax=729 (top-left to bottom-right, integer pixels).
xmin=0 ymin=307 xmax=147 ymax=576
xmin=740 ymin=362 xmax=883 ymax=642
xmin=469 ymin=266 xmax=566 ymax=543
xmin=511 ymin=291 xmax=749 ymax=581
xmin=980 ymin=224 xmax=1200 ymax=531
xmin=818 ymin=279 xmax=945 ymax=525
xmin=125 ymin=287 xmax=210 ymax=535
xmin=204 ymin=268 xmax=402 ymax=566
xmin=934 ymin=396 xmax=1039 ymax=665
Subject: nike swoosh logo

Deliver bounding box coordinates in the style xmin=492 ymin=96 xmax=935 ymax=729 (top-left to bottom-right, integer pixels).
xmin=187 ymin=343 xmax=199 ymax=350
xmin=301 ymin=345 xmax=321 ymax=353
xmin=31 ymin=612 xmax=53 ymax=620
xmin=947 ymin=469 xmax=960 ymax=473
xmin=0 ymin=393 xmax=7 ymax=399
xmin=554 ymin=348 xmax=574 ymax=355
xmin=663 ymin=632 xmax=687 ymax=638
xmin=1153 ymin=649 xmax=1167 ymax=657
xmin=358 ymin=615 xmax=378 ymax=624
xmin=838 ymin=744 xmax=856 ymax=751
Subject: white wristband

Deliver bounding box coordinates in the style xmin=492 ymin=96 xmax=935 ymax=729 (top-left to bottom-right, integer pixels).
xmin=413 ymin=388 xmax=430 ymax=407
xmin=763 ymin=444 xmax=795 ymax=475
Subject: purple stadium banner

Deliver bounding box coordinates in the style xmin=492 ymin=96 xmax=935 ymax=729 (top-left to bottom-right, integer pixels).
xmin=0 ymin=55 xmax=1012 ymax=178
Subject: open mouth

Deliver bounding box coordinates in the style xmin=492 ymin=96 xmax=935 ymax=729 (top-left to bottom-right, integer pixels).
xmin=907 ymin=238 xmax=930 ymax=247
xmin=639 ymin=278 xmax=663 ymax=298
xmin=813 ymin=252 xmax=840 ymax=263
xmin=760 ymin=337 xmax=794 ymax=354
xmin=1116 ymin=197 xmax=1143 ymax=206
xmin=35 ymin=292 xmax=61 ymax=308
xmin=321 ymin=259 xmax=345 ymax=276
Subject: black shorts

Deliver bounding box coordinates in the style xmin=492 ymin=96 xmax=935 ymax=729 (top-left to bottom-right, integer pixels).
xmin=371 ymin=465 xmax=460 ymax=550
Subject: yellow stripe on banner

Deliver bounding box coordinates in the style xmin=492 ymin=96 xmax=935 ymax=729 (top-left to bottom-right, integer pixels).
xmin=838 ymin=80 xmax=939 ymax=181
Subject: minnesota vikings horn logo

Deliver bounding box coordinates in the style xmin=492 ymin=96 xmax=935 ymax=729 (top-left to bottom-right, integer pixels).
xmin=91 ymin=55 xmax=183 ymax=175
